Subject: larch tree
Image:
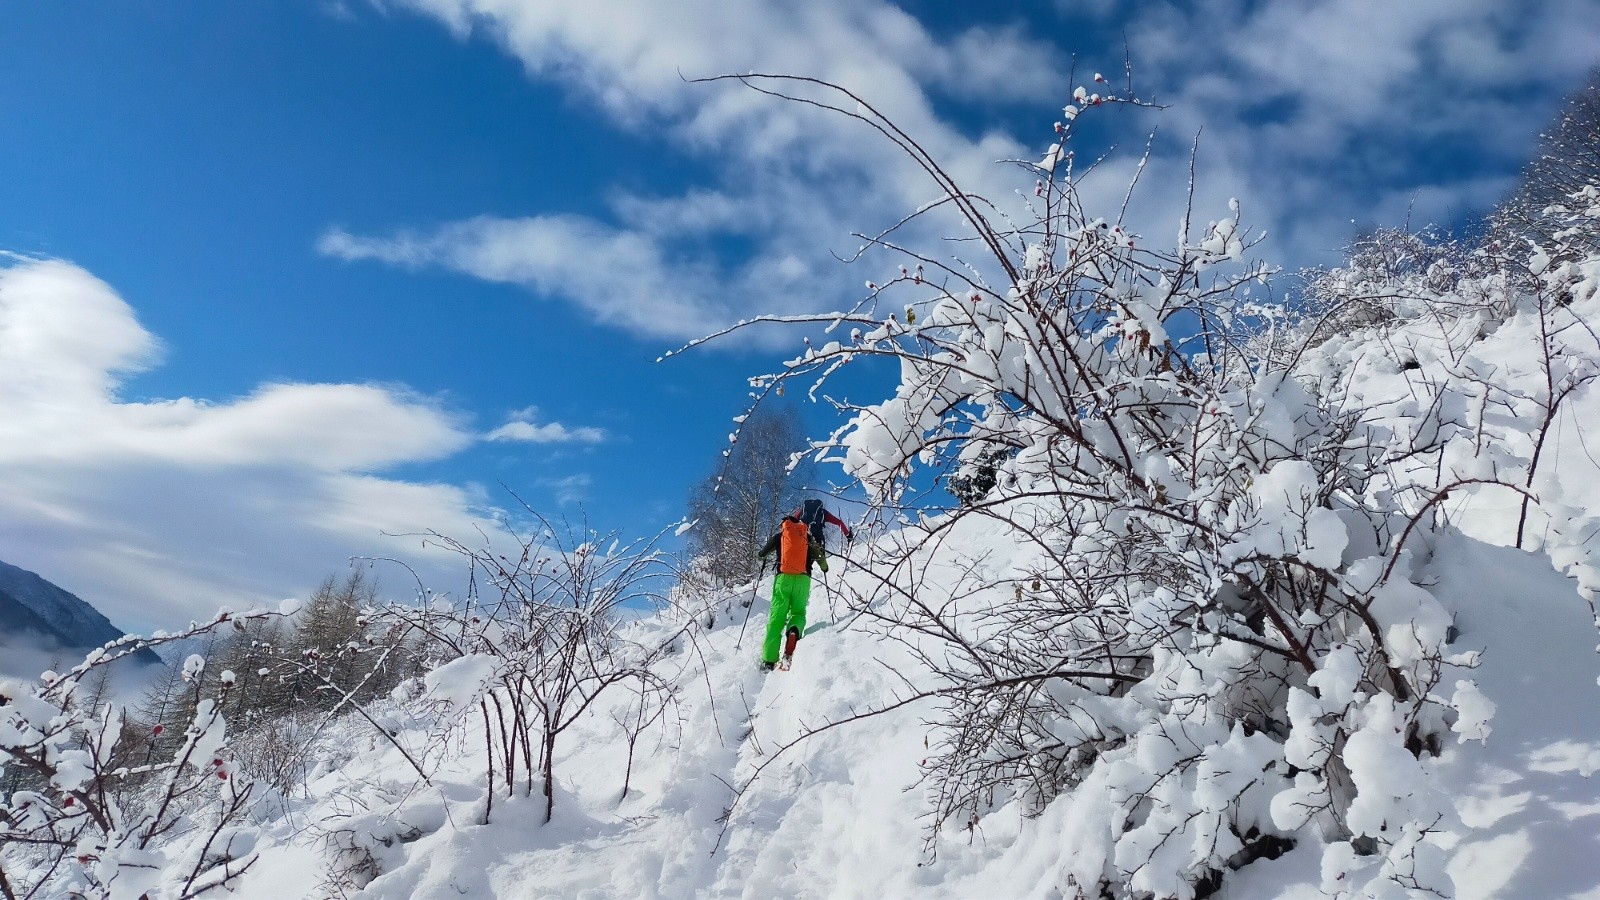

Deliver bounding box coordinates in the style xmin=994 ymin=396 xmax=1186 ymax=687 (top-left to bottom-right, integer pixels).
xmin=685 ymin=402 xmax=815 ymax=587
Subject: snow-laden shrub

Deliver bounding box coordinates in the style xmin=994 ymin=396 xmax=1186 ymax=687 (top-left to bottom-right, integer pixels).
xmin=317 ymin=786 xmax=448 ymax=894
xmin=371 ymin=509 xmax=691 ymax=824
xmin=1277 ymin=227 xmax=1506 ymax=370
xmin=0 ymin=608 xmax=288 ymax=899
xmin=697 ymin=75 xmax=1600 ymax=898
xmin=227 ymin=708 xmax=323 ymax=799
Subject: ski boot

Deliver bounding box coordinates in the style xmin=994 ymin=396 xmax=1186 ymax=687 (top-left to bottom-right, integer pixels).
xmin=778 ymin=626 xmax=800 ymax=671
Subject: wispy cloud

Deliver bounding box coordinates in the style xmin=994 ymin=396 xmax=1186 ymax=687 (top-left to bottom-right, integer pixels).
xmin=1103 ymin=0 xmax=1600 ymax=260
xmin=537 ymin=473 xmax=592 ymax=506
xmin=0 ymin=257 xmax=494 ymax=631
xmin=319 ymin=215 xmax=733 ymax=340
xmin=485 ymin=407 xmax=606 ymax=444
xmin=317 ymin=0 xmax=360 ymax=22
xmin=332 ymin=0 xmax=1599 ymax=328
xmin=320 ymin=0 xmax=1056 ymax=342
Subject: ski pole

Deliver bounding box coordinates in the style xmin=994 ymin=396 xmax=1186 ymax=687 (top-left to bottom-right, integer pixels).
xmin=736 ymin=558 xmax=767 ymax=652
xmin=823 ymin=565 xmax=836 ymax=620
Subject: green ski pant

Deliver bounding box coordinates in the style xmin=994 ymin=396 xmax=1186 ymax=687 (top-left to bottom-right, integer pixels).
xmin=763 ymin=573 xmax=811 ymax=664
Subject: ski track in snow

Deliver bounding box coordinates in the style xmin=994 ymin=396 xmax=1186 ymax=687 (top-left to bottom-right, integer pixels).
xmin=229 ymin=557 xmax=967 ymax=899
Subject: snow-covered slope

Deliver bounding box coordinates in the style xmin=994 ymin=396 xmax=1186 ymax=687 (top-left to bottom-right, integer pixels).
xmin=231 ymin=569 xmax=948 ymax=899
xmin=0 ymin=559 xmax=123 ymax=644
xmin=20 ymin=188 xmax=1600 ymax=897
xmin=207 ymin=224 xmax=1600 ymax=899
xmin=216 ymin=503 xmax=1600 ymax=899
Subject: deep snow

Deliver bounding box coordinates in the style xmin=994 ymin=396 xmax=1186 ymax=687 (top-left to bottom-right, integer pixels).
xmin=218 ymin=509 xmax=1600 ymax=899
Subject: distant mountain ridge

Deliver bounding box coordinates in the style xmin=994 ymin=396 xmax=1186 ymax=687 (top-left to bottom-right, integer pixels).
xmin=0 ymin=558 xmax=160 ymax=671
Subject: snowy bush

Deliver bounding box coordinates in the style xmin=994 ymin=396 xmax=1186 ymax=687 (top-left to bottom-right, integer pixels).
xmin=0 ymin=609 xmax=285 ymax=899
xmin=697 ymin=74 xmax=1600 ymax=897
xmin=375 ymin=507 xmax=692 ymax=824
xmin=1279 ymin=226 xmax=1505 ymax=370
xmin=226 ymin=709 xmax=322 ymax=799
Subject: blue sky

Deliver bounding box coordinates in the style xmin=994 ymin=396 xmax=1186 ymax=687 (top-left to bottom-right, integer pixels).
xmin=1 ymin=0 xmax=1596 ymax=631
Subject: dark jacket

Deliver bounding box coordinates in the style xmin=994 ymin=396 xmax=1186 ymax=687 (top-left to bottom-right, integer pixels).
xmin=794 ymin=499 xmax=852 ymax=545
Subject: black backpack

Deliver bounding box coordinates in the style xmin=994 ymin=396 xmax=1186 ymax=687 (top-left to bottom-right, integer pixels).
xmin=796 ymin=499 xmax=829 ymax=546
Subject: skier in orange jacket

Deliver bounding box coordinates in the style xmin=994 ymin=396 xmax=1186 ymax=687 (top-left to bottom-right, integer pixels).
xmin=756 ymin=515 xmax=828 ymax=671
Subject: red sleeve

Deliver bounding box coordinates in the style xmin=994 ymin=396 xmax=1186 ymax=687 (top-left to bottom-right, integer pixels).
xmin=824 ymin=510 xmax=847 ymax=531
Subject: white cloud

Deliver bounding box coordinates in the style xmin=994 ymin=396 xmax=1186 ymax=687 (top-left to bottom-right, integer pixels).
xmin=321 ymin=215 xmax=734 ymax=339
xmin=317 ymin=0 xmax=360 ymax=21
xmin=907 ymin=23 xmax=1069 ymax=106
xmin=1106 ymin=0 xmax=1600 ymax=262
xmin=394 ymin=0 xmax=986 ymax=121
xmin=334 ymin=0 xmax=1600 ymax=337
xmin=323 ymin=0 xmax=1055 ymax=341
xmin=537 ymin=473 xmax=592 ymax=506
xmin=486 ymin=408 xmax=606 ymax=444
xmin=0 ymin=257 xmax=161 ymax=402
xmin=0 ymin=257 xmax=496 ymax=633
